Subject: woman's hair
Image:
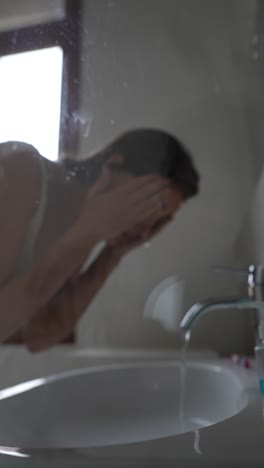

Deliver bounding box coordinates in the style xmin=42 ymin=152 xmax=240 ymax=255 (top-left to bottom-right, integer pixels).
xmin=64 ymin=128 xmax=199 ymax=200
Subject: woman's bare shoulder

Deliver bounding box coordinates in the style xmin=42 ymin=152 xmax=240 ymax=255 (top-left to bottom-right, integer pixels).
xmin=0 ymin=141 xmax=42 ymax=191
xmin=0 ymin=140 xmax=40 ymax=163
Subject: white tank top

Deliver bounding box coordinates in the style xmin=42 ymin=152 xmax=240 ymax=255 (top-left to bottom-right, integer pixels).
xmin=0 ymin=143 xmax=48 ymax=288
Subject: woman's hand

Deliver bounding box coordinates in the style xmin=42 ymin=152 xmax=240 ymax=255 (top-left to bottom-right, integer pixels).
xmin=79 ymin=174 xmax=172 ymax=244
xmin=109 ymin=215 xmax=172 ymax=258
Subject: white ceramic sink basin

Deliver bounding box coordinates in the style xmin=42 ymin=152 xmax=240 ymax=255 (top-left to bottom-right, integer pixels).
xmin=0 ymin=361 xmax=248 ymax=448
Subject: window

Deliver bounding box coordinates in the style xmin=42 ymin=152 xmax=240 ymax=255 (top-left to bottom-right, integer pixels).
xmin=0 ymin=0 xmax=81 ymax=161
xmin=0 ymin=47 xmax=63 ymax=161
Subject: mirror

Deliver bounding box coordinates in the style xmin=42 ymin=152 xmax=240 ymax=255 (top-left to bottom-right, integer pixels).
xmin=0 ymin=0 xmax=263 ymax=383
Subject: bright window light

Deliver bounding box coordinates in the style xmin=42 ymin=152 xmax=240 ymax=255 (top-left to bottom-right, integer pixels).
xmin=0 ymin=46 xmax=63 ymax=161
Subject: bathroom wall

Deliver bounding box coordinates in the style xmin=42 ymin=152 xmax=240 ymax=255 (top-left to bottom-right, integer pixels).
xmin=230 ymin=3 xmax=264 ymax=287
xmin=74 ymin=0 xmax=258 ymax=354
xmin=244 ymin=0 xmax=264 ymax=178
xmin=0 ymin=0 xmax=259 ymax=362
xmin=239 ymin=169 xmax=264 ymax=266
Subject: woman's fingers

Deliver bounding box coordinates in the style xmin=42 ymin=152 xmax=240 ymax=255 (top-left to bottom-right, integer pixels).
xmin=81 ymin=174 xmax=175 ymax=246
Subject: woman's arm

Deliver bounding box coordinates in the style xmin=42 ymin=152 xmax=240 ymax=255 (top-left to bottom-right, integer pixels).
xmin=22 ymin=245 xmax=123 ymax=351
xmin=0 ymin=173 xmax=168 ymax=343
xmin=26 ymin=174 xmax=168 ymax=307
xmin=0 ymin=224 xmax=99 ymax=343
xmin=22 ymin=216 xmax=173 ymax=352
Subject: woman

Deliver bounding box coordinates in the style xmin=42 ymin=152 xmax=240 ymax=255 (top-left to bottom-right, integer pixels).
xmin=0 ymin=128 xmax=199 ymax=351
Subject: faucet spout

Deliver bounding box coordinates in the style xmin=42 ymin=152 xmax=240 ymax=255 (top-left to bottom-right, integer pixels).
xmin=180 ymin=297 xmax=261 ymax=333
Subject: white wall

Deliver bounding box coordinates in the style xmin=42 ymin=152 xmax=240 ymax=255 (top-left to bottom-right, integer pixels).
xmin=244 ymin=0 xmax=264 ymax=178
xmin=217 ymin=0 xmax=264 ymax=338
xmin=75 ymin=0 xmax=258 ymax=354
xmin=239 ymin=170 xmax=264 ymax=265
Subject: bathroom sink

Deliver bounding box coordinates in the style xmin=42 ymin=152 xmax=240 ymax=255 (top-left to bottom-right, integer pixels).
xmin=0 ymin=361 xmax=248 ymax=448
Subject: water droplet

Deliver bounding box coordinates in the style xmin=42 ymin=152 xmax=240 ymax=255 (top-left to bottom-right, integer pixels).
xmin=252 ymin=51 xmax=260 ymax=61
xmin=214 ymin=83 xmax=221 ymax=94
xmin=251 ymin=34 xmax=259 ymax=46
xmin=12 ymin=143 xmax=18 ymax=151
xmin=84 ymin=116 xmax=94 ymax=138
xmin=144 ymin=242 xmax=151 ymax=249
xmin=152 ymin=383 xmax=160 ymax=391
xmin=108 ymin=1 xmax=115 ymax=6
xmin=103 ymin=41 xmax=108 ymax=47
xmin=68 ymin=168 xmax=77 ymax=178
xmin=122 ymin=81 xmax=128 ymax=88
xmin=65 ymin=175 xmax=71 ymax=182
xmin=81 ymin=57 xmax=85 ymax=62
xmin=194 ymin=430 xmax=202 ymax=455
xmin=73 ymin=78 xmax=79 ymax=85
xmin=110 ymin=119 xmax=116 ymax=125
xmin=72 ymin=111 xmax=94 ymax=138
xmin=185 ymin=330 xmax=191 ymax=343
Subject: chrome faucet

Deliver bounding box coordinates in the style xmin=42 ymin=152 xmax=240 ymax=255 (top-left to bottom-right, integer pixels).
xmin=180 ymin=265 xmax=264 ymax=344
